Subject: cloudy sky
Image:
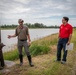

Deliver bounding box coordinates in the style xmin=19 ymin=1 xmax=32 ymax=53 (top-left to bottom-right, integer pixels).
xmin=0 ymin=0 xmax=76 ymax=26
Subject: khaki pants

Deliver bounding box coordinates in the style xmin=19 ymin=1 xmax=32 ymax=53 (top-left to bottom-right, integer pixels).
xmin=17 ymin=40 xmax=30 ymax=56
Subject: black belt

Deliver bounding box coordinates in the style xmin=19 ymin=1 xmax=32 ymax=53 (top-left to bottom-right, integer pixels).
xmin=19 ymin=39 xmax=27 ymax=41
xmin=60 ymin=38 xmax=68 ymax=39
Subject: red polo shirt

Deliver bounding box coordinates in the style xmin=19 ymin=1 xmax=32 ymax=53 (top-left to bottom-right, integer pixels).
xmin=59 ymin=23 xmax=73 ymax=38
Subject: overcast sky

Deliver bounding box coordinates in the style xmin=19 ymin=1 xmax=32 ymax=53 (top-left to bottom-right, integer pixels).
xmin=0 ymin=0 xmax=76 ymax=26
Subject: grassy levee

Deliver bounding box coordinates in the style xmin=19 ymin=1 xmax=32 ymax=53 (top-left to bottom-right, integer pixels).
xmin=1 ymin=28 xmax=76 ymax=75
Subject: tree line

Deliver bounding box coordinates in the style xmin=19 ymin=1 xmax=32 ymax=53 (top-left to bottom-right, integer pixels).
xmin=0 ymin=23 xmax=60 ymax=29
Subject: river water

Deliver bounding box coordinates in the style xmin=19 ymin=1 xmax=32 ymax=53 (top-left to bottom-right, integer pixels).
xmin=1 ymin=28 xmax=59 ymax=52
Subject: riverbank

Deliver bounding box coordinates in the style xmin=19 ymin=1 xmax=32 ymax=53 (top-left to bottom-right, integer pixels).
xmin=1 ymin=28 xmax=76 ymax=75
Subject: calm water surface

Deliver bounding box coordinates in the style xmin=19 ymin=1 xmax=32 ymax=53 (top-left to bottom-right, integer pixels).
xmin=1 ymin=28 xmax=59 ymax=52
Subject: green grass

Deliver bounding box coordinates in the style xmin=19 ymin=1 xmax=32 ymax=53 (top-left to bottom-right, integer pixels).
xmin=3 ymin=49 xmax=19 ymax=60
xmin=1 ymin=28 xmax=76 ymax=75
xmin=29 ymin=44 xmax=50 ymax=56
xmin=3 ymin=44 xmax=50 ymax=60
xmin=3 ymin=48 xmax=26 ymax=60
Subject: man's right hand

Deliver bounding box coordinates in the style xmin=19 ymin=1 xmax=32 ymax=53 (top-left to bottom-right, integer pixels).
xmin=8 ymin=34 xmax=16 ymax=39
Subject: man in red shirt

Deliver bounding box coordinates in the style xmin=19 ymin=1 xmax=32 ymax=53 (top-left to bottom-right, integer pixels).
xmin=56 ymin=17 xmax=73 ymax=64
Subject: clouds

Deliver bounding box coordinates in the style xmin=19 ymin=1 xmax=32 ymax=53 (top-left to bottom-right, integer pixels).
xmin=0 ymin=0 xmax=76 ymax=26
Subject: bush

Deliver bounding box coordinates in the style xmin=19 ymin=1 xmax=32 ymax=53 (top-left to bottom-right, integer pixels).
xmin=29 ymin=44 xmax=50 ymax=56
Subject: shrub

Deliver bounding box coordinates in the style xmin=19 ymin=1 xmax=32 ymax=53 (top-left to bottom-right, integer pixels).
xmin=29 ymin=44 xmax=50 ymax=56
